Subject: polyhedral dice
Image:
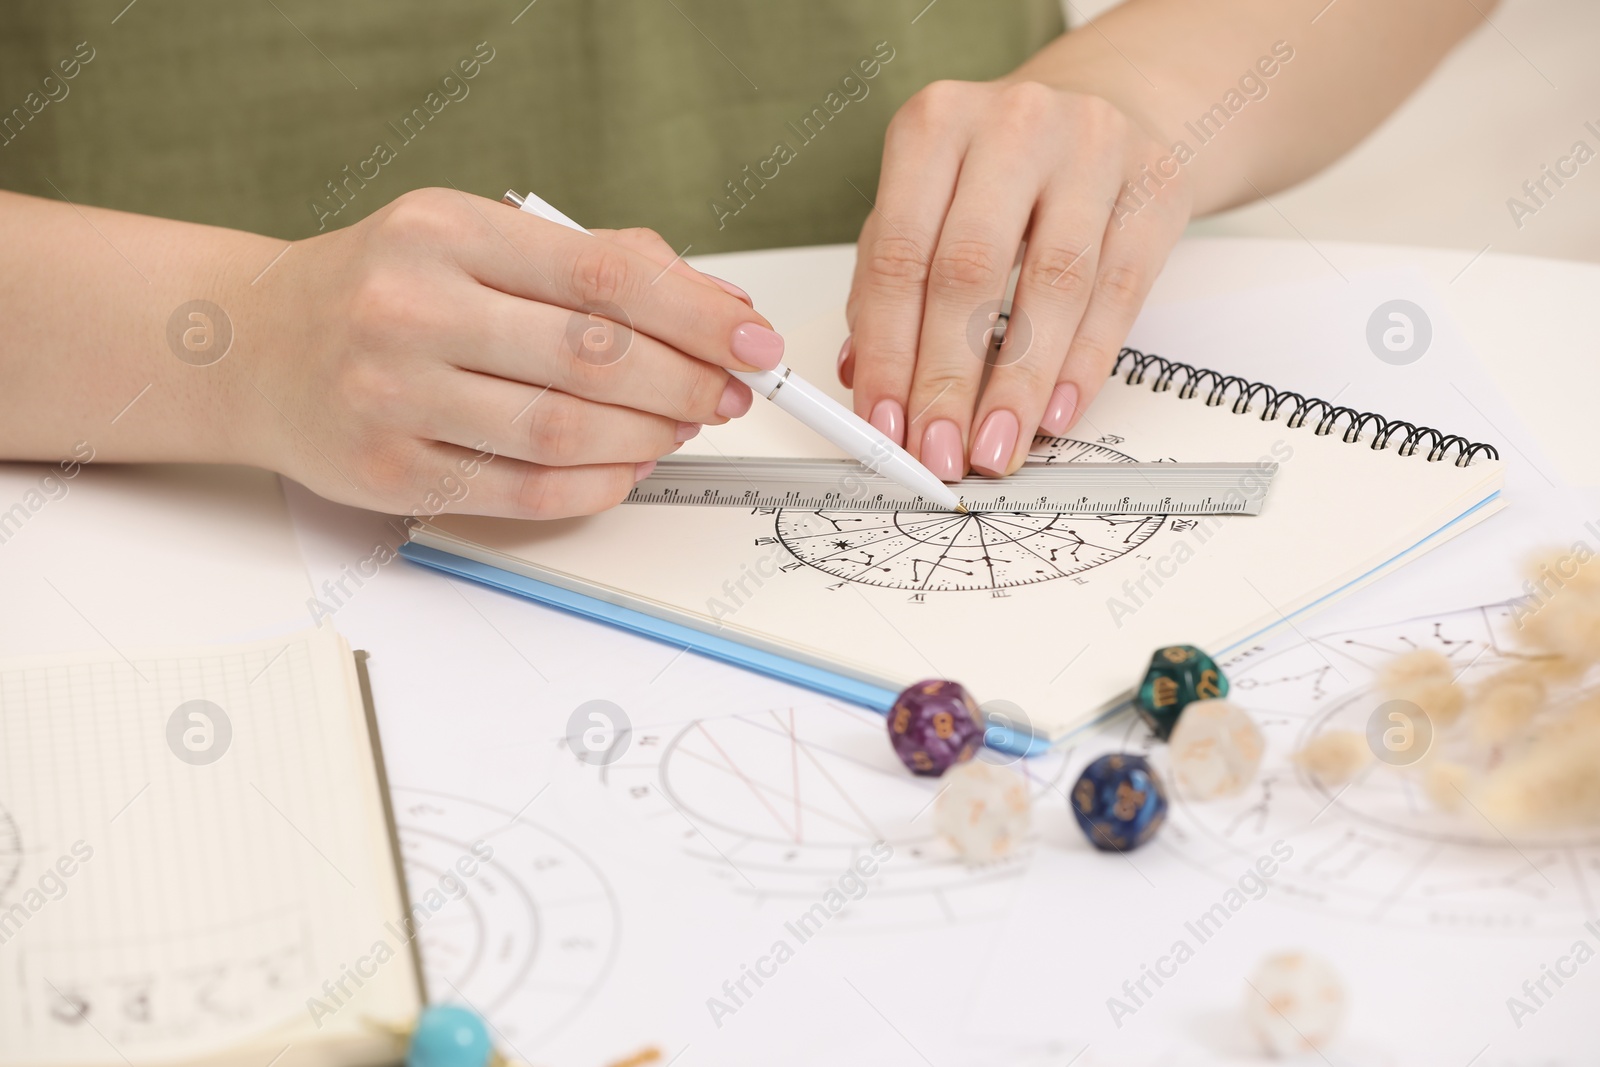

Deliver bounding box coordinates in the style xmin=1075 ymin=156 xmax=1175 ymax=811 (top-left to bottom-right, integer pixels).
xmin=1242 ymin=952 xmax=1346 ymax=1055
xmin=1167 ymin=699 xmax=1265 ymax=800
xmin=935 ymin=760 xmax=1031 ymax=864
xmin=887 ymin=679 xmax=984 ymax=777
xmin=1136 ymin=645 xmax=1228 ymax=740
xmin=1070 ymin=753 xmax=1168 ymax=852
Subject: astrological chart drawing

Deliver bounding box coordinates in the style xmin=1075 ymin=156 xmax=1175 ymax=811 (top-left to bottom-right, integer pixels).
xmin=598 ymin=701 xmax=1072 ymax=931
xmin=392 ymin=788 xmax=620 ymax=1047
xmin=771 ymin=437 xmax=1167 ymax=593
xmin=1098 ymin=601 xmax=1600 ymax=933
xmin=0 ymin=804 xmax=21 ymax=899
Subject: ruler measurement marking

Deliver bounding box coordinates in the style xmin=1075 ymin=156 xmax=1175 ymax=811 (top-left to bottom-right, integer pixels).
xmin=625 ymin=459 xmax=1274 ymax=515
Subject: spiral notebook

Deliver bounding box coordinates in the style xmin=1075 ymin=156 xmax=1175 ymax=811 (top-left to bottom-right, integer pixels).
xmin=404 ymin=344 xmax=1504 ymax=745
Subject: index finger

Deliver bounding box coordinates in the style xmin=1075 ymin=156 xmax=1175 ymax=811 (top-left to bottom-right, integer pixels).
xmin=595 ymin=227 xmax=755 ymax=307
xmin=437 ymin=191 xmax=785 ymax=373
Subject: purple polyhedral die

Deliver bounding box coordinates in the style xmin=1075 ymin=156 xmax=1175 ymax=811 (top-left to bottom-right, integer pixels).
xmin=887 ymin=679 xmax=985 ymax=776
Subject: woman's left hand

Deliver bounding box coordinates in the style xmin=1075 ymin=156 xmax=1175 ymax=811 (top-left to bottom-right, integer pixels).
xmin=841 ymin=79 xmax=1192 ymax=480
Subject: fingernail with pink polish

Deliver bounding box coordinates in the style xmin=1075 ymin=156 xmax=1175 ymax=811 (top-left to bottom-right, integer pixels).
xmin=868 ymin=397 xmax=904 ymax=446
xmin=716 ymin=377 xmax=753 ymax=419
xmin=837 ymin=335 xmax=855 ymax=388
xmin=730 ymin=323 xmax=785 ymax=370
xmin=1039 ymin=381 xmax=1080 ymax=436
xmin=675 ymin=421 xmax=701 ymax=443
xmin=705 ymin=274 xmax=752 ymax=305
xmin=634 ymin=460 xmax=657 ymax=482
xmin=970 ymin=409 xmax=1019 ymax=478
xmin=921 ymin=419 xmax=965 ymax=482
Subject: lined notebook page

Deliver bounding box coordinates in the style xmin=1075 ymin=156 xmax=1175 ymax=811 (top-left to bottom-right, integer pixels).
xmin=0 ymin=627 xmax=414 ymax=1066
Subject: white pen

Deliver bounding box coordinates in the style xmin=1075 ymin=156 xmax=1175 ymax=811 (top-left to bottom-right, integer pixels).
xmin=502 ymin=189 xmax=966 ymax=514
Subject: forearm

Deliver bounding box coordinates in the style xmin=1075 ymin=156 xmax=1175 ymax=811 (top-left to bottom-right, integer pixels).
xmin=0 ymin=190 xmax=285 ymax=466
xmin=1010 ymin=0 xmax=1489 ymax=213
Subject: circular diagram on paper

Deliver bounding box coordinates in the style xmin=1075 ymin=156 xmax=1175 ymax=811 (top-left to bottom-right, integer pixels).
xmin=1105 ymin=602 xmax=1600 ymax=933
xmin=392 ymin=788 xmax=620 ymax=1045
xmin=773 ymin=437 xmax=1166 ymax=592
xmin=599 ymin=702 xmax=1072 ymax=930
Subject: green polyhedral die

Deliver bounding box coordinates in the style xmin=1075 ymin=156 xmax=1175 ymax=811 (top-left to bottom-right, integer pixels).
xmin=1135 ymin=644 xmax=1228 ymax=740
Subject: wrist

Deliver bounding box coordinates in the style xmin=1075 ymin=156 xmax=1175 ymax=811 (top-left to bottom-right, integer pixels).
xmin=200 ymin=231 xmax=310 ymax=474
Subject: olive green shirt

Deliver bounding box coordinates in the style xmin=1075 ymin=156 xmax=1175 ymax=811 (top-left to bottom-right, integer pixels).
xmin=0 ymin=1 xmax=1063 ymax=251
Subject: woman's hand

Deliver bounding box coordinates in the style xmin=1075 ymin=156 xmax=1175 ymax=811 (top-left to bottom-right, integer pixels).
xmin=842 ymin=80 xmax=1192 ymax=480
xmin=248 ymin=188 xmax=781 ymax=519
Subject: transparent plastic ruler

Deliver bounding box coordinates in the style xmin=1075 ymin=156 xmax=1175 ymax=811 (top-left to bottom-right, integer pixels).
xmin=626 ymin=457 xmax=1276 ymax=515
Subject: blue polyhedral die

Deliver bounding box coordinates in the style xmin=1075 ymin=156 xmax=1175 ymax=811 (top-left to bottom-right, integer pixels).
xmin=1070 ymin=753 xmax=1168 ymax=852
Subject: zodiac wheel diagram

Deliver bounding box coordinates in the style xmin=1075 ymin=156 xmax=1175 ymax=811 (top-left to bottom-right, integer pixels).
xmin=1103 ymin=602 xmax=1600 ymax=933
xmin=393 ymin=788 xmax=620 ymax=1046
xmin=772 ymin=437 xmax=1165 ymax=592
xmin=599 ymin=702 xmax=1072 ymax=930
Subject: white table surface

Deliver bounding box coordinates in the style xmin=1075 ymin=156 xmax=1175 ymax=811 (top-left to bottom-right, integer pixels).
xmin=2 ymin=237 xmax=1593 ymax=1067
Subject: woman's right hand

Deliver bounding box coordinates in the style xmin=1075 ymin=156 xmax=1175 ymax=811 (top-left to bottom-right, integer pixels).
xmin=244 ymin=188 xmax=782 ymax=519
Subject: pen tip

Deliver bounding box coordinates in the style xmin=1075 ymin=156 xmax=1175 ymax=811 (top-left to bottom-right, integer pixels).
xmin=954 ymin=501 xmax=969 ymax=514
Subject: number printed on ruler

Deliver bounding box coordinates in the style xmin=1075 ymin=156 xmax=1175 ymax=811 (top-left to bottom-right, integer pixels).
xmin=628 ymin=453 xmax=1276 ymax=516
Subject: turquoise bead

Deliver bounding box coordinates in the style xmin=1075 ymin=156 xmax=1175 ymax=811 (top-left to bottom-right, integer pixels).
xmin=407 ymin=1005 xmax=492 ymax=1067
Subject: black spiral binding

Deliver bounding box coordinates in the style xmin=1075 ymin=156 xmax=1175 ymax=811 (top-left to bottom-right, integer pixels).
xmin=1109 ymin=348 xmax=1500 ymax=467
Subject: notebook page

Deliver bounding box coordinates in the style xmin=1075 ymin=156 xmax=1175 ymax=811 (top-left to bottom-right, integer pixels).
xmin=0 ymin=627 xmax=414 ymax=1066
xmin=416 ymin=280 xmax=1503 ymax=740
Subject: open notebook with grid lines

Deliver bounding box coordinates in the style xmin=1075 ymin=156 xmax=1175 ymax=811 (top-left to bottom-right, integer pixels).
xmin=0 ymin=626 xmax=420 ymax=1067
